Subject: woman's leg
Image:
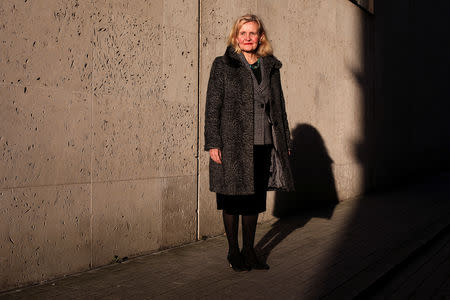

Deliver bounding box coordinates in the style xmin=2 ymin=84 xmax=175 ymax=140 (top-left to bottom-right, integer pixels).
xmin=242 ymin=213 xmax=270 ymax=269
xmin=242 ymin=213 xmax=258 ymax=252
xmin=239 ymin=145 xmax=270 ymax=269
xmin=222 ymin=211 xmax=249 ymax=271
xmin=222 ymin=211 xmax=239 ymax=255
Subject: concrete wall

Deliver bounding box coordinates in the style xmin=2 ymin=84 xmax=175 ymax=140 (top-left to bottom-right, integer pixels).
xmin=2 ymin=0 xmax=449 ymax=292
xmin=1 ymin=0 xmax=198 ymax=290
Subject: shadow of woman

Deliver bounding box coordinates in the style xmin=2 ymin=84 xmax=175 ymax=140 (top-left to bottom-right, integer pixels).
xmin=256 ymin=124 xmax=339 ymax=260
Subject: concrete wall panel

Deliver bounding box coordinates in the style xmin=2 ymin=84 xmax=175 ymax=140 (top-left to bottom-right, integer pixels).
xmin=333 ymin=163 xmax=364 ymax=200
xmin=91 ymin=175 xmax=197 ymax=267
xmin=0 ymin=0 xmax=93 ymax=92
xmin=159 ymin=28 xmax=198 ymax=175
xmin=92 ymin=94 xmax=160 ymax=181
xmin=92 ymin=0 xmax=164 ymax=22
xmin=198 ymin=170 xmax=222 ymax=238
xmin=0 ymin=184 xmax=90 ymax=290
xmin=161 ymin=28 xmax=198 ymax=105
xmin=1 ymin=0 xmax=199 ymax=291
xmin=91 ymin=4 xmax=197 ymax=181
xmin=92 ymin=95 xmax=196 ymax=181
xmin=89 ymin=0 xmax=199 ymax=266
xmin=0 ymin=86 xmax=91 ymax=188
xmin=334 ymin=0 xmax=367 ymax=163
xmin=91 ymin=179 xmax=162 ymax=267
xmin=92 ymin=10 xmax=162 ymax=99
xmin=157 ymin=100 xmax=197 ymax=176
xmin=161 ymin=175 xmax=197 ymax=247
xmin=163 ymin=0 xmax=198 ymax=33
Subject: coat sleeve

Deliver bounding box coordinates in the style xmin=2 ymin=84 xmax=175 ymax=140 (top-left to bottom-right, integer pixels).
xmin=204 ymin=57 xmax=225 ymax=151
xmin=277 ymin=70 xmax=293 ymax=150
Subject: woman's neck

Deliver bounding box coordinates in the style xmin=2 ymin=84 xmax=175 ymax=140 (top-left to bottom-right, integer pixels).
xmin=242 ymin=51 xmax=259 ymax=64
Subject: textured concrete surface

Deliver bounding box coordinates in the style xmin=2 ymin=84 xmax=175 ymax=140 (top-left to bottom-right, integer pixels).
xmin=91 ymin=179 xmax=162 ymax=267
xmin=0 ymin=184 xmax=91 ymax=291
xmin=1 ymin=0 xmax=198 ymax=291
xmin=1 ymin=173 xmax=449 ymax=299
xmin=0 ymin=86 xmax=91 ymax=188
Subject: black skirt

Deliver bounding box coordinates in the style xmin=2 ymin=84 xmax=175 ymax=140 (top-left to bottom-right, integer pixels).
xmin=216 ymin=145 xmax=272 ymax=215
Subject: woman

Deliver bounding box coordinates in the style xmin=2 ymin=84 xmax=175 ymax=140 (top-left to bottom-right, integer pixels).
xmin=205 ymin=14 xmax=294 ymax=271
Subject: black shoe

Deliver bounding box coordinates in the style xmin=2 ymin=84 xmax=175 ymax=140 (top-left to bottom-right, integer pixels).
xmin=227 ymin=252 xmax=251 ymax=272
xmin=241 ymin=249 xmax=270 ymax=270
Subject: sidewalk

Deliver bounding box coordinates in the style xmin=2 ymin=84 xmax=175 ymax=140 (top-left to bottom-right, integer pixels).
xmin=2 ymin=173 xmax=450 ymax=299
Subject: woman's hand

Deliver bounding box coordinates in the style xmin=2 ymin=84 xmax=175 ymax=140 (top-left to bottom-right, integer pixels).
xmin=209 ymin=148 xmax=222 ymax=164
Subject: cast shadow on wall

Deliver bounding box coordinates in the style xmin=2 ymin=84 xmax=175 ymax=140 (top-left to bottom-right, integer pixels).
xmin=256 ymin=123 xmax=339 ymax=259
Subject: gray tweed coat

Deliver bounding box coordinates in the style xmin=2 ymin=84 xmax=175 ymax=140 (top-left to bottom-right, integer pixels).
xmin=204 ymin=46 xmax=295 ymax=195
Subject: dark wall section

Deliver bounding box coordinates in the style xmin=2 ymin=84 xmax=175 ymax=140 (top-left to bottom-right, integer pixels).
xmin=358 ymin=0 xmax=450 ymax=192
xmin=308 ymin=2 xmax=450 ymax=297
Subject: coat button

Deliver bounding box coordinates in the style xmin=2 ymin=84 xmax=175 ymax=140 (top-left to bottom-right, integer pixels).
xmin=273 ymin=121 xmax=278 ymax=126
xmin=260 ymin=103 xmax=264 ymax=108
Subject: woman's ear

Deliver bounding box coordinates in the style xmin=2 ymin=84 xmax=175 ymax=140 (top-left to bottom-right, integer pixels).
xmin=259 ymin=33 xmax=265 ymax=44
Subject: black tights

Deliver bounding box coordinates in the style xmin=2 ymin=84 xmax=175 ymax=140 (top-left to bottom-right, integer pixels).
xmin=223 ymin=211 xmax=258 ymax=255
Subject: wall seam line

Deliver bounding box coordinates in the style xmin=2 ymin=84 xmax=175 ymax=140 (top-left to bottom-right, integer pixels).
xmin=196 ymin=0 xmax=201 ymax=241
xmin=89 ymin=0 xmax=94 ymax=269
xmin=0 ymin=174 xmax=196 ymax=190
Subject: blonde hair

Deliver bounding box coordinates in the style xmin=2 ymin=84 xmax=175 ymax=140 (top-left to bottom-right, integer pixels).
xmin=227 ymin=14 xmax=273 ymax=57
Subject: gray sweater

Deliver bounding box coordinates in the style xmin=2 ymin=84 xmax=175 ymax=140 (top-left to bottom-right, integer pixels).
xmin=239 ymin=54 xmax=273 ymax=145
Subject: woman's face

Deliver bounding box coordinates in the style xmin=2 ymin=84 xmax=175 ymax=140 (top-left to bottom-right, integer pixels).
xmin=236 ymin=21 xmax=260 ymax=53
